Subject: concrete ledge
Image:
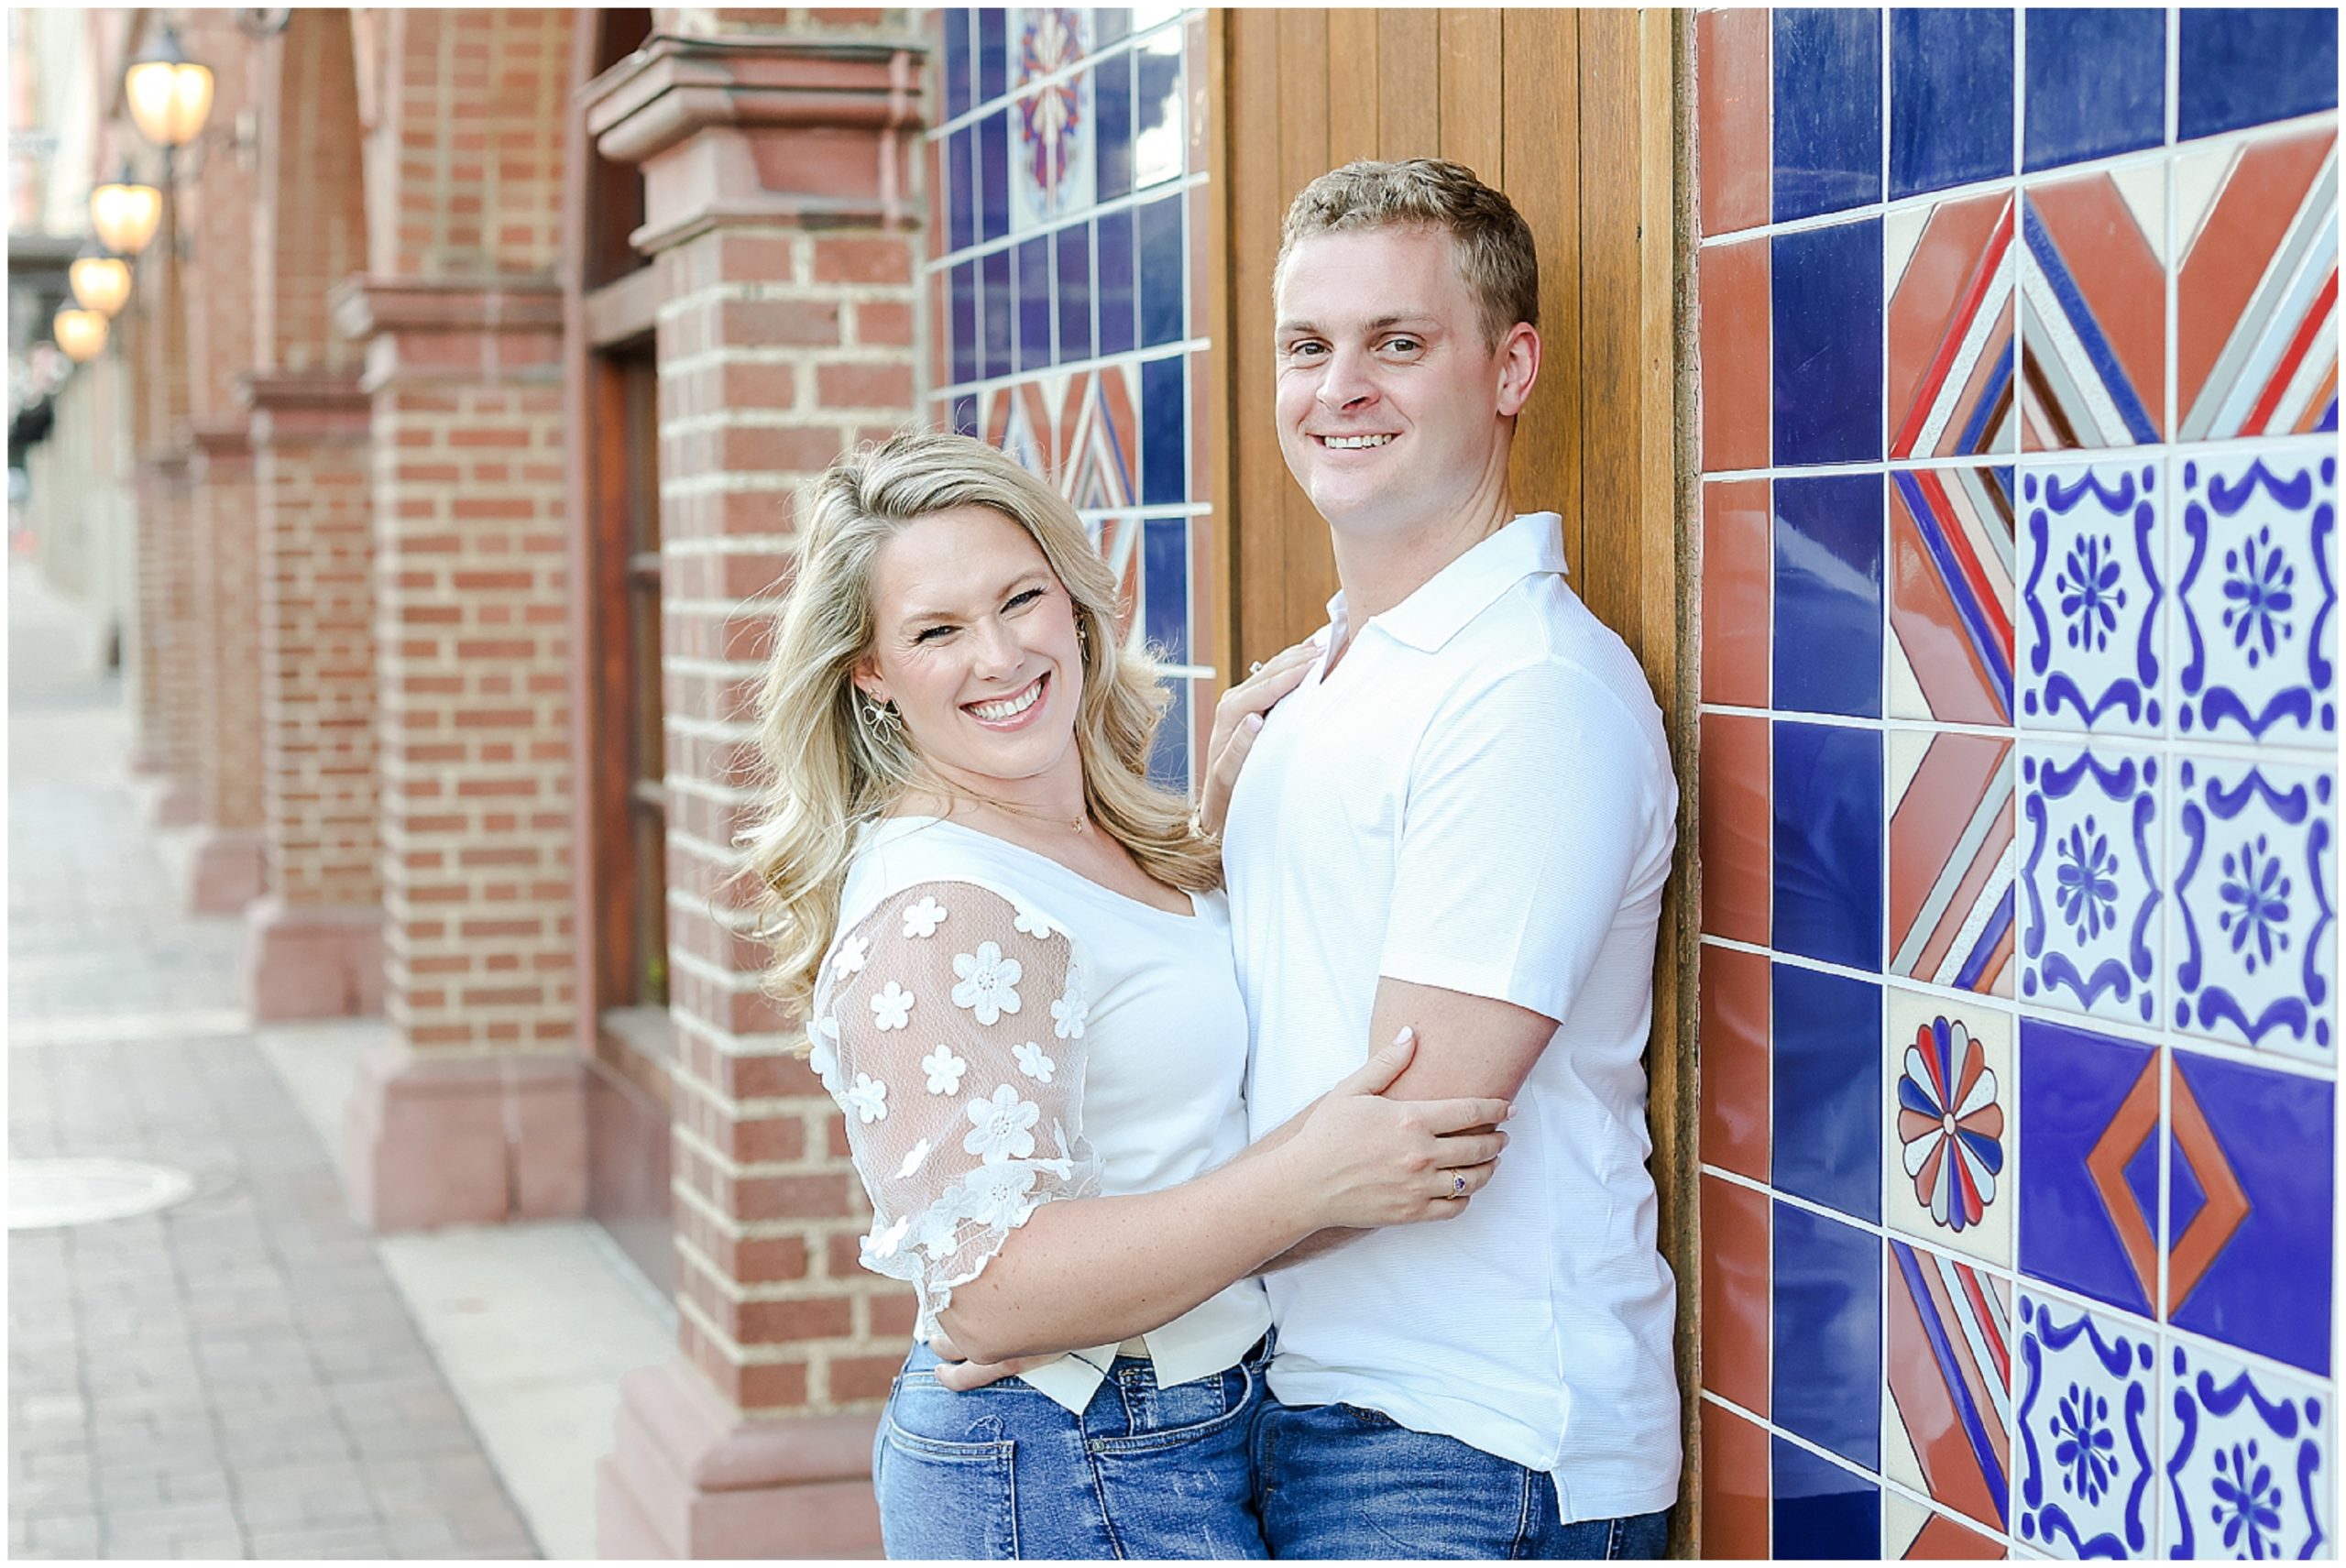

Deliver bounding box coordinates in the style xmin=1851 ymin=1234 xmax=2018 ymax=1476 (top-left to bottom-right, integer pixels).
xmin=184 ymin=826 xmax=266 ymax=913
xmin=596 ymin=1359 xmax=882 ymax=1559
xmin=246 ymin=897 xmax=385 ymax=1020
xmin=343 ymin=1041 xmax=588 ymax=1232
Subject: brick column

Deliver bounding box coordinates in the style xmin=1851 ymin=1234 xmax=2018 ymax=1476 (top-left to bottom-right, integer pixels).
xmin=243 ymin=372 xmax=384 ymax=1018
xmin=133 ymin=453 xmax=203 ymax=826
xmin=583 ymin=32 xmax=924 ymax=1560
xmin=330 ymin=277 xmax=586 ymax=1230
xmin=183 ymin=417 xmax=269 ymax=912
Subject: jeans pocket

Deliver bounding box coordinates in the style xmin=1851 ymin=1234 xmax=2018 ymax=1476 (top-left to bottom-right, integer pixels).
xmin=876 ymin=1385 xmax=1019 ymax=1559
xmin=1083 ymin=1365 xmax=1266 ymax=1560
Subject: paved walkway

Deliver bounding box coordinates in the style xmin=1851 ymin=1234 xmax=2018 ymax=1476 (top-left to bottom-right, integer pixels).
xmin=7 ymin=563 xmax=542 ymax=1560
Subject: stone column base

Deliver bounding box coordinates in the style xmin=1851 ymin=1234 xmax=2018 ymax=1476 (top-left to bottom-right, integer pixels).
xmin=148 ymin=776 xmax=203 ymax=828
xmin=245 ymin=898 xmax=385 ymax=1020
xmin=596 ymin=1360 xmax=882 ymax=1559
xmin=185 ymin=827 xmax=267 ymax=914
xmin=342 ymin=1041 xmax=588 ymax=1231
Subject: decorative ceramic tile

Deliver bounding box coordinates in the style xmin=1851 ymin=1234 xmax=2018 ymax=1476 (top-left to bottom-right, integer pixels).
xmin=942 ymin=8 xmax=973 ymax=120
xmin=1890 ymin=466 xmax=2018 ymax=724
xmin=1889 ymin=730 xmax=2017 ymax=998
xmin=1773 ymin=1201 xmax=1882 ymax=1468
xmin=1697 ymin=6 xmax=1770 ymax=236
xmin=1703 ymin=1401 xmax=1773 ymax=1558
xmin=1889 ymin=7 xmax=2014 ymax=201
xmin=1774 ymin=1434 xmax=1882 ymax=1558
xmin=2017 ymin=462 xmax=2165 ymax=735
xmin=981 ymin=246 xmax=1014 ymax=379
xmin=1016 ymin=236 xmax=1051 ymax=371
xmin=1774 ymin=473 xmax=1884 ymax=718
xmin=2020 ymin=175 xmax=2166 ymax=452
xmin=2175 ymin=449 xmax=2338 ymax=748
xmin=1699 ymin=711 xmax=1771 ymax=946
xmin=1139 ymin=351 xmax=1182 ymax=503
xmin=1774 ymin=719 xmax=1884 ymax=971
xmin=1886 ymin=1492 xmax=2007 ymax=1558
xmin=1141 ymin=514 xmax=1187 ymax=662
xmin=2177 ymin=8 xmax=2341 ymax=143
xmin=1700 ymin=240 xmax=1770 ymax=474
xmin=2165 ymin=1048 xmax=2335 ymax=1377
xmin=2022 ymin=8 xmax=2165 ymax=173
xmin=1055 ymin=223 xmax=1091 ymax=363
xmin=2176 ymin=129 xmax=2338 ymax=442
xmin=980 ymin=106 xmax=1013 ymax=243
xmin=1885 ymin=985 xmax=2013 ymax=1264
xmin=1887 ymin=1239 xmax=2013 ymax=1530
xmin=2018 ymin=743 xmax=2164 ymax=1027
xmin=1700 ymin=942 xmax=1770 ymax=1182
xmin=1136 ymin=192 xmax=1182 ymax=348
xmin=1702 ymin=478 xmax=1771 ymax=707
xmin=1774 ymin=963 xmax=1882 ymax=1223
xmin=1774 ymin=219 xmax=1886 ymax=466
xmin=977 ymin=6 xmax=1008 ymax=103
xmin=1097 ymin=204 xmax=1135 ymax=355
xmin=948 ymin=126 xmax=977 ymax=253
xmin=2016 ymin=1017 xmax=2162 ymax=1318
xmin=1093 ymin=42 xmax=1132 ymax=200
xmin=1702 ymin=1173 xmax=1771 ymax=1415
xmin=1889 ymin=191 xmax=2018 ymax=458
xmin=2170 ymin=755 xmax=2336 ymax=1059
xmin=2013 ymin=1291 xmax=2158 ymax=1558
xmin=2163 ymin=1339 xmax=2334 ymax=1559
xmin=1772 ymin=8 xmax=1883 ymax=221
xmin=1009 ymin=9 xmax=1094 ymax=232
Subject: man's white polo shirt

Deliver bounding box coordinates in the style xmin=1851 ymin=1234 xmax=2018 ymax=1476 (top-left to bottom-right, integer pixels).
xmin=1222 ymin=510 xmax=1682 ymax=1522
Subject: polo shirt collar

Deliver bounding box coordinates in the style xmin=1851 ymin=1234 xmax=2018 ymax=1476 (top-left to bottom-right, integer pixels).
xmin=1327 ymin=511 xmax=1570 ymax=654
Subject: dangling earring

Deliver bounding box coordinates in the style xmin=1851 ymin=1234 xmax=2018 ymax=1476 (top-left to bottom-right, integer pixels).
xmin=857 ymin=693 xmax=903 ymax=742
xmin=1076 ymin=619 xmax=1092 ymax=658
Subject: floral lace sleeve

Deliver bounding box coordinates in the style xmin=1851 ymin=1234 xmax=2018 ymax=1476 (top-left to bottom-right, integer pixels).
xmin=808 ymin=879 xmax=1100 ymax=1336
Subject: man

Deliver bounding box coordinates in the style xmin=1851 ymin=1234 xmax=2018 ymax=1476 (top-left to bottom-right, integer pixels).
xmin=1218 ymin=159 xmax=1681 ymax=1559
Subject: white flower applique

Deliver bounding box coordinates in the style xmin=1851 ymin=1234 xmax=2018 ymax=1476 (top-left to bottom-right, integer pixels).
xmin=963 ymin=1084 xmax=1040 ymax=1163
xmin=870 ymin=981 xmax=914 ymax=1032
xmin=844 ymin=1072 xmax=889 ymax=1124
xmin=1036 ymin=1120 xmax=1077 ymax=1179
xmin=902 ymin=895 xmax=948 ymax=939
xmin=831 ymin=933 xmax=871 ymax=978
xmin=959 ymin=1162 xmax=1040 ymax=1228
xmin=1012 ymin=902 xmax=1056 ymax=940
xmin=893 ymin=1137 xmax=933 ymax=1180
xmin=920 ymin=1045 xmax=967 ymax=1095
xmin=805 ymin=1015 xmax=842 ymax=1085
xmin=861 ymin=1213 xmax=910 ymax=1265
xmin=1049 ymin=966 xmax=1088 ymax=1040
xmin=950 ymin=942 xmax=1024 ymax=1025
xmin=1013 ymin=1041 xmax=1056 ymax=1085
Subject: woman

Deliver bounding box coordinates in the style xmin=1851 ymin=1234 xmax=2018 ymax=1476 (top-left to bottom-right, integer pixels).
xmin=742 ymin=432 xmax=1508 ymax=1559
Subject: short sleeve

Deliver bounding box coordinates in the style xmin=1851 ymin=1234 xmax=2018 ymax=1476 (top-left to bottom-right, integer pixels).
xmin=1379 ymin=661 xmax=1673 ymax=1024
xmin=809 ymin=880 xmax=1101 ymax=1336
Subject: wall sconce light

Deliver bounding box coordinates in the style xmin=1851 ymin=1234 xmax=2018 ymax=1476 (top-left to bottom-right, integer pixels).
xmin=89 ymin=167 xmax=163 ymax=255
xmin=53 ymin=309 xmax=111 ymax=364
xmin=124 ymin=25 xmax=215 ymax=150
xmin=69 ymin=251 xmax=134 ymax=317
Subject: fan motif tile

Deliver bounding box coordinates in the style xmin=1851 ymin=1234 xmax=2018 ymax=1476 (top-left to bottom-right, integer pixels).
xmin=2174 ymin=449 xmax=2338 ymax=750
xmin=2019 ymin=744 xmax=2163 ymax=1027
xmin=2176 ymin=128 xmax=2338 ymax=442
xmin=2163 ymin=1339 xmax=2333 ymax=1560
xmin=2019 ymin=462 xmax=2165 ymax=734
xmin=2014 ymin=1292 xmax=2157 ymax=1559
xmin=1008 ymin=9 xmax=1095 ymax=233
xmin=2170 ymin=754 xmax=2336 ymax=1059
xmin=1885 ymin=988 xmax=2013 ymax=1265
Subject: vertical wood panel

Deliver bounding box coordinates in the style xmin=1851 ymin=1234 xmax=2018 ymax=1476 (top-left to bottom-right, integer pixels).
xmin=1437 ymin=9 xmax=1507 ymax=183
xmin=1499 ymin=9 xmax=1581 ymax=574
xmin=1376 ymin=8 xmax=1442 ymax=159
xmin=1325 ymin=11 xmax=1382 ymax=167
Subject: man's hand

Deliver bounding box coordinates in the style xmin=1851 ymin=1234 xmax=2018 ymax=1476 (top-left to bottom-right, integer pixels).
xmin=927 ymin=1331 xmax=1058 ymax=1393
xmin=1197 ymin=638 xmax=1320 ymax=837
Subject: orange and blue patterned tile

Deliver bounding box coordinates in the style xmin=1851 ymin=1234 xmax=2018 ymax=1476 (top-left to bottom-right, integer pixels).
xmin=1885 ymin=1238 xmax=2012 ymax=1533
xmin=1888 ymin=190 xmax=2017 ymax=458
xmin=1889 ymin=732 xmax=2017 ymax=999
xmin=1891 ymin=466 xmax=2015 ymax=726
xmin=2020 ymin=171 xmax=2166 ymax=452
xmin=2176 ymin=126 xmax=2338 ymax=441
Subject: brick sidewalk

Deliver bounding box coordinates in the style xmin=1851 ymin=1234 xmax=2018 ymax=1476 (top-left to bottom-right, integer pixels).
xmin=7 ymin=565 xmax=542 ymax=1560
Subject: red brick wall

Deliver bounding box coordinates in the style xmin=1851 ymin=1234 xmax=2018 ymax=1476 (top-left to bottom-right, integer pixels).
xmin=191 ymin=433 xmax=263 ymax=836
xmin=258 ymin=9 xmax=367 ymax=375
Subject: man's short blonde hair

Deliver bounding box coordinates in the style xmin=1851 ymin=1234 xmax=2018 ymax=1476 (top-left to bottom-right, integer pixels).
xmin=1277 ymin=159 xmax=1540 ymax=351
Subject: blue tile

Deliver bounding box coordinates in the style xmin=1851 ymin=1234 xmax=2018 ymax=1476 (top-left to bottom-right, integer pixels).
xmin=1137 ymin=194 xmax=1184 ymax=349
xmin=979 ymin=110 xmax=1011 ymax=244
xmin=1097 ymin=208 xmax=1135 ymax=356
xmin=977 ymin=7 xmax=1008 ymax=104
xmin=1772 ymin=219 xmax=1883 ymax=466
xmin=1772 ymin=720 xmax=1883 ymax=971
xmin=1134 ymin=28 xmax=1185 ymax=187
xmin=1150 ymin=675 xmax=1190 ymax=793
xmin=1094 ymin=8 xmax=1129 ymax=50
xmin=1016 ymin=236 xmax=1052 ymax=372
xmin=1771 ymin=964 xmax=1882 ymax=1223
xmin=2180 ymin=8 xmax=2339 ymax=140
xmin=1140 ymin=353 xmax=1185 ymax=506
xmin=948 ymin=128 xmax=976 ymax=254
xmin=1144 ymin=516 xmax=1189 ymax=663
xmin=1095 ymin=49 xmax=1134 ymax=202
xmin=2167 ymin=1048 xmax=2335 ymax=1376
xmin=1773 ymin=474 xmax=1883 ymax=719
xmin=1056 ymin=224 xmax=1093 ymax=365
xmin=1772 ymin=9 xmax=1882 ymax=221
xmin=949 ymin=260 xmax=978 ymax=387
xmin=943 ymin=9 xmax=972 ymax=121
xmin=2016 ymin=1017 xmax=2158 ymax=1316
xmin=1772 ymin=1437 xmax=1880 ymax=1559
xmin=2023 ymin=9 xmax=2165 ymax=171
xmin=1889 ymin=9 xmax=2013 ymax=199
xmin=981 ymin=247 xmax=1014 ymax=381
xmin=1772 ymin=1202 xmax=1882 ymax=1468
xmin=951 ymin=393 xmax=978 ymax=439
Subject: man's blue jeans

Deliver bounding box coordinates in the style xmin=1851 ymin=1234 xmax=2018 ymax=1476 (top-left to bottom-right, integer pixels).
xmin=1254 ymin=1399 xmax=1672 ymax=1560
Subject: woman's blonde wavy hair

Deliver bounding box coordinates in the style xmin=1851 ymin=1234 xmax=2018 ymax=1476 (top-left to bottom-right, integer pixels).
xmin=741 ymin=430 xmax=1221 ymax=1026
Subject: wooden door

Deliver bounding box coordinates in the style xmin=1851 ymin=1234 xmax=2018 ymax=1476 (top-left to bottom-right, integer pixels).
xmin=1213 ymin=12 xmax=1699 ymax=1551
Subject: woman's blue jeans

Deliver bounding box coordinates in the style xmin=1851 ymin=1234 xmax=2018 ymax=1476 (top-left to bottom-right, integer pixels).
xmin=872 ymin=1338 xmax=1271 ymax=1559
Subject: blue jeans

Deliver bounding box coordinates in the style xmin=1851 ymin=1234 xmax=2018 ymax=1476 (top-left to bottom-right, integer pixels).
xmin=1253 ymin=1400 xmax=1672 ymax=1560
xmin=873 ymin=1338 xmax=1271 ymax=1559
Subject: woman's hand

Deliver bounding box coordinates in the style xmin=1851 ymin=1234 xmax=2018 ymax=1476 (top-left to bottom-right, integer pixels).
xmin=1273 ymin=1030 xmax=1510 ymax=1230
xmin=927 ymin=1331 xmax=1053 ymax=1393
xmin=1196 ymin=638 xmax=1320 ymax=837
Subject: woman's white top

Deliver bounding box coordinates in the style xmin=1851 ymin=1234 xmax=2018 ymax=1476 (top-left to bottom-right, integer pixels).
xmin=807 ymin=815 xmax=1271 ymax=1412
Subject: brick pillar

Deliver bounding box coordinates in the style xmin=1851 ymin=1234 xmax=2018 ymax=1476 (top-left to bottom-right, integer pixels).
xmin=584 ymin=31 xmax=924 ymax=1560
xmin=330 ymin=277 xmax=586 ymax=1230
xmin=134 ymin=453 xmax=203 ymax=826
xmin=243 ymin=372 xmax=384 ymax=1019
xmin=184 ymin=417 xmax=268 ymax=912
